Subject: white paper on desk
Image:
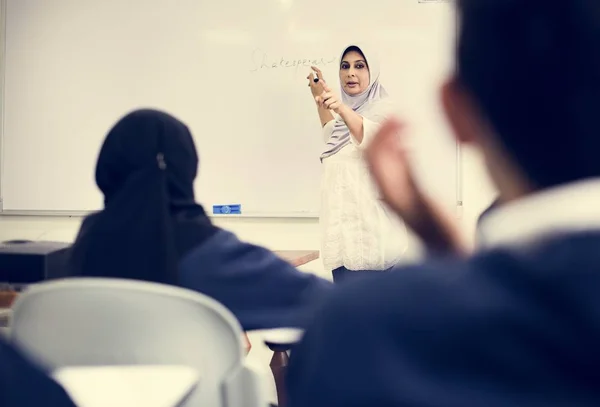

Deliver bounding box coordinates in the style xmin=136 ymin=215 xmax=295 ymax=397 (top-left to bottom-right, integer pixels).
xmin=52 ymin=365 xmax=198 ymax=407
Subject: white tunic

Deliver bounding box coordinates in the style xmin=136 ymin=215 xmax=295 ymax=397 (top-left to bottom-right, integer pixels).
xmin=320 ymin=118 xmax=408 ymax=271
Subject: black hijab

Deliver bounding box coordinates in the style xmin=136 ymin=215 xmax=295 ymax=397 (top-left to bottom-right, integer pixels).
xmin=68 ymin=109 xmax=219 ymax=284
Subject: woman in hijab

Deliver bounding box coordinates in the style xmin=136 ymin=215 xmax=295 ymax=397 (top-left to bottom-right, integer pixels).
xmin=68 ymin=109 xmax=331 ymax=331
xmin=0 ymin=339 xmax=76 ymax=407
xmin=307 ymin=44 xmax=407 ymax=283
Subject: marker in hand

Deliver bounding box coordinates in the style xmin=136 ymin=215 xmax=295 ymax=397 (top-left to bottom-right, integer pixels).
xmin=315 ymin=80 xmax=344 ymax=113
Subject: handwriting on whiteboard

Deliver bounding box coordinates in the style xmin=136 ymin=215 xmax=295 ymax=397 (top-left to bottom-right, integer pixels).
xmin=249 ymin=48 xmax=337 ymax=73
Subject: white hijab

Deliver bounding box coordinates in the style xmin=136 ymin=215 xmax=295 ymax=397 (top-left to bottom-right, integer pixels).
xmin=320 ymin=44 xmax=391 ymax=161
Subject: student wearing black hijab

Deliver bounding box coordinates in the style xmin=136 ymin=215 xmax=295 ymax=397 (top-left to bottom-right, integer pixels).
xmin=0 ymin=339 xmax=75 ymax=407
xmin=68 ymin=109 xmax=331 ymax=331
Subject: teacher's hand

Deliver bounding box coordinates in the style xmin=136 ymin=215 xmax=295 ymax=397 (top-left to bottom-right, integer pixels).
xmin=316 ymin=82 xmax=345 ymax=114
xmin=307 ymin=66 xmax=325 ymax=97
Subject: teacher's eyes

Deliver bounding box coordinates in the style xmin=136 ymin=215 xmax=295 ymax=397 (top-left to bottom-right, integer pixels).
xmin=340 ymin=62 xmax=366 ymax=70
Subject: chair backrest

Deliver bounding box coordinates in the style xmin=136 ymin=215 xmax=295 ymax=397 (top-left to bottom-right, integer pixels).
xmin=9 ymin=278 xmax=266 ymax=407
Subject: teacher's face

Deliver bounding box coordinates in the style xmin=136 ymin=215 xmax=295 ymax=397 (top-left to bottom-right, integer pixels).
xmin=339 ymin=50 xmax=370 ymax=96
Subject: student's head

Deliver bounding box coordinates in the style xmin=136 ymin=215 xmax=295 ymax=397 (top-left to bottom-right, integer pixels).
xmin=442 ymin=0 xmax=600 ymax=200
xmin=69 ymin=109 xmax=215 ymax=285
xmin=96 ymin=109 xmax=199 ymax=207
xmin=339 ymin=46 xmax=370 ymax=96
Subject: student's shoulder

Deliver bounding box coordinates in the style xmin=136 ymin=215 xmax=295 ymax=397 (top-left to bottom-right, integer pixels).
xmin=179 ymin=228 xmax=237 ymax=264
xmin=181 ymin=227 xmax=282 ymax=264
xmin=319 ymin=254 xmax=509 ymax=327
xmin=188 ymin=227 xmax=241 ymax=250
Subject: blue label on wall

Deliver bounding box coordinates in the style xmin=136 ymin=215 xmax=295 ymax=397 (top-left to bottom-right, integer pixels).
xmin=213 ymin=204 xmax=241 ymax=215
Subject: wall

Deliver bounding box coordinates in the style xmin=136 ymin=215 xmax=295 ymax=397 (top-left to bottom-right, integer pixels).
xmin=0 ymin=146 xmax=496 ymax=257
xmin=0 ymin=147 xmax=497 ymax=277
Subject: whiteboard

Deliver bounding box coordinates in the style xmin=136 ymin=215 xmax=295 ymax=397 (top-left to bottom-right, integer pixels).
xmin=0 ymin=0 xmax=458 ymax=217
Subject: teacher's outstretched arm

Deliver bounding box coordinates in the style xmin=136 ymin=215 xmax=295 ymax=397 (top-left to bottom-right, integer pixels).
xmin=316 ymin=81 xmax=365 ymax=143
xmin=307 ymin=66 xmax=334 ymax=127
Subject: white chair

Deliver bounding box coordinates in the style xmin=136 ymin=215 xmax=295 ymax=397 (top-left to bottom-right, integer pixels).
xmin=9 ymin=278 xmax=266 ymax=407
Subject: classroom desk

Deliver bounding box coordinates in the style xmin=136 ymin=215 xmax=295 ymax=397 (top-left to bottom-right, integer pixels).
xmin=275 ymin=250 xmax=319 ymax=268
xmin=0 ymin=291 xmax=16 ymax=310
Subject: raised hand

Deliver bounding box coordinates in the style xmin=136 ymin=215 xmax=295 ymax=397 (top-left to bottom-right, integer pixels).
xmin=364 ymin=118 xmax=418 ymax=217
xmin=315 ymin=81 xmax=345 ymax=114
xmin=365 ymin=117 xmax=468 ymax=254
xmin=307 ymin=66 xmax=325 ymax=97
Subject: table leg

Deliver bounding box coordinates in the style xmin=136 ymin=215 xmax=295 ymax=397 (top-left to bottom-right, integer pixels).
xmin=269 ymin=350 xmax=289 ymax=407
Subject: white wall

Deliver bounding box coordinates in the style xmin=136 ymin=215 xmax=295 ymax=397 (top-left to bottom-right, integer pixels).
xmin=0 ymin=147 xmax=496 ymax=255
xmin=0 ymin=146 xmax=497 ymax=278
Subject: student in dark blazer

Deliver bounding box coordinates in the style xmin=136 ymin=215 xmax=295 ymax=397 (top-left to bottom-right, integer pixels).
xmin=67 ymin=109 xmax=331 ymax=331
xmin=0 ymin=339 xmax=75 ymax=407
xmin=286 ymin=1 xmax=600 ymax=406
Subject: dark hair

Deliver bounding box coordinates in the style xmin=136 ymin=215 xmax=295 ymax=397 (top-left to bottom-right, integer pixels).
xmin=341 ymin=46 xmax=369 ymax=69
xmin=457 ymin=0 xmax=600 ymax=188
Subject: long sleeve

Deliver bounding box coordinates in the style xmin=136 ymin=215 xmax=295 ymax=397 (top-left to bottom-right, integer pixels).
xmin=178 ymin=229 xmax=332 ymax=331
xmin=322 ymin=119 xmax=336 ymax=143
xmin=348 ymin=116 xmax=380 ymax=149
xmin=0 ymin=340 xmax=76 ymax=407
xmin=349 ymin=100 xmax=396 ymax=149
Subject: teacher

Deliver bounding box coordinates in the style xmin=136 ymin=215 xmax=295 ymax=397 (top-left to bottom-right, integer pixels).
xmin=307 ymin=44 xmax=407 ymax=283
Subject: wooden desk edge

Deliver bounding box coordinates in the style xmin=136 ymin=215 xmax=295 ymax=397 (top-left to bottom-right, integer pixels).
xmin=275 ymin=250 xmax=320 ymax=267
xmin=0 ymin=292 xmax=17 ymax=309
